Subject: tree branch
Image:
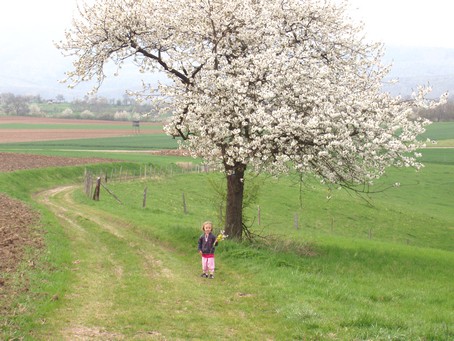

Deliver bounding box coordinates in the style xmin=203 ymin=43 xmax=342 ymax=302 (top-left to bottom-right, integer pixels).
xmin=129 ymin=41 xmax=190 ymax=85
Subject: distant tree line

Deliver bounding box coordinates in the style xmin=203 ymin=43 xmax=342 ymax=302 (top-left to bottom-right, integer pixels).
xmin=0 ymin=92 xmax=171 ymax=121
xmin=2 ymin=91 xmax=454 ymax=122
xmin=0 ymin=93 xmax=33 ymax=116
xmin=417 ymin=100 xmax=454 ymax=122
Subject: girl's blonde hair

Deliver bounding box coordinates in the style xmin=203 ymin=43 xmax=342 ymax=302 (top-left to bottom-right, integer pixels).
xmin=201 ymin=220 xmax=213 ymax=231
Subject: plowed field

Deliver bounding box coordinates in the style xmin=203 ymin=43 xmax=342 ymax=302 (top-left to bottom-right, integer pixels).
xmin=0 ymin=116 xmax=163 ymax=143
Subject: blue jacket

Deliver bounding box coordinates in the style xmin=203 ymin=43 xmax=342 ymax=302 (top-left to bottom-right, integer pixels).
xmin=198 ymin=233 xmax=218 ymax=255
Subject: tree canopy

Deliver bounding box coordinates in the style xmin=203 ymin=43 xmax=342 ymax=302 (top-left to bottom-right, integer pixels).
xmin=58 ymin=0 xmax=446 ymax=239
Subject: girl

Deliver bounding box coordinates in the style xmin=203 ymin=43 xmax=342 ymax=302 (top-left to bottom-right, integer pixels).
xmin=197 ymin=221 xmax=218 ymax=279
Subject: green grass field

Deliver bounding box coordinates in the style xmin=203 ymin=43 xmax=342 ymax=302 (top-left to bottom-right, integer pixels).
xmin=420 ymin=121 xmax=454 ymax=142
xmin=0 ymin=121 xmax=453 ymax=340
xmin=0 ymin=134 xmax=178 ymax=152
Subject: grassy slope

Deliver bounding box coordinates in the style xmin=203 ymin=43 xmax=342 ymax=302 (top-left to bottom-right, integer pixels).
xmin=0 ymin=122 xmax=453 ymax=339
xmin=1 ymin=165 xmax=452 ymax=339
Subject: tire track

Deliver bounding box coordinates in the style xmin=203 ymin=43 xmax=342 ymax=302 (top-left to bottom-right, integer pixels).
xmin=34 ymin=185 xmax=170 ymax=340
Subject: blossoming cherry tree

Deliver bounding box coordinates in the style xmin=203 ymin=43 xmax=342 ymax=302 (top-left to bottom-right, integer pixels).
xmin=58 ymin=0 xmax=445 ymax=239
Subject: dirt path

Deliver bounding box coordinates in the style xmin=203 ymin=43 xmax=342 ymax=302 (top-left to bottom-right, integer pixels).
xmin=33 ymin=185 xmax=178 ymax=340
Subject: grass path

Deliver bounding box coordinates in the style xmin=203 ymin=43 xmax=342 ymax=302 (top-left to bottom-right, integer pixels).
xmin=33 ymin=186 xmax=280 ymax=340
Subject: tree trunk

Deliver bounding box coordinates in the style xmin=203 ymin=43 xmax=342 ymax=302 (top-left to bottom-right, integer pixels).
xmin=225 ymin=164 xmax=245 ymax=240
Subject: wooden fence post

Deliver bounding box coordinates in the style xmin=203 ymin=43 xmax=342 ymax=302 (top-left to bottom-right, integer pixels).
xmin=182 ymin=192 xmax=187 ymax=214
xmin=143 ymin=187 xmax=148 ymax=208
xmin=84 ymin=171 xmax=92 ymax=197
xmin=93 ymin=177 xmax=101 ymax=201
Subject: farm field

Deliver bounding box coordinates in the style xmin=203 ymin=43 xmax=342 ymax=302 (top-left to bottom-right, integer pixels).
xmin=0 ymin=116 xmax=164 ymax=143
xmin=0 ymin=117 xmax=453 ymax=339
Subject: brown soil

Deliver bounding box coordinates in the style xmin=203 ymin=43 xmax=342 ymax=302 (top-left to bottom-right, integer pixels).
xmin=0 ymin=152 xmax=119 ymax=172
xmin=0 ymin=194 xmax=41 ymax=275
xmin=0 ymin=193 xmax=42 ymax=313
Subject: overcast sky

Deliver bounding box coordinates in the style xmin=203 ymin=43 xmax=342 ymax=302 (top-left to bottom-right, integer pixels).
xmin=1 ymin=0 xmax=452 ymax=48
xmin=347 ymin=0 xmax=454 ymax=48
xmin=0 ymin=0 xmax=453 ymax=98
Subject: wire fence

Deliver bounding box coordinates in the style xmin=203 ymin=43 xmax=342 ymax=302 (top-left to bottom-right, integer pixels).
xmin=82 ymin=163 xmax=422 ymax=248
xmin=83 ymin=162 xmax=219 ymax=206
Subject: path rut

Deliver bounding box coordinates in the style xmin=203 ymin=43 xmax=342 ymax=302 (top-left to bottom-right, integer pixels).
xmin=34 ymin=185 xmax=173 ymax=340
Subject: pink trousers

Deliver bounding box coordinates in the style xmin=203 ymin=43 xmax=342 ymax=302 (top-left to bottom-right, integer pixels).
xmin=202 ymin=256 xmax=215 ymax=273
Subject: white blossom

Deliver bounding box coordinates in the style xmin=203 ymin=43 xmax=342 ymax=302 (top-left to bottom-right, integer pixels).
xmin=57 ymin=0 xmax=446 ymax=237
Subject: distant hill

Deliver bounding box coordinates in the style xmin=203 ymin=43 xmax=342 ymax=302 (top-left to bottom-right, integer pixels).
xmin=382 ymin=46 xmax=454 ymax=98
xmin=1 ymin=44 xmax=452 ymax=101
xmin=0 ymin=40 xmax=166 ymax=101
